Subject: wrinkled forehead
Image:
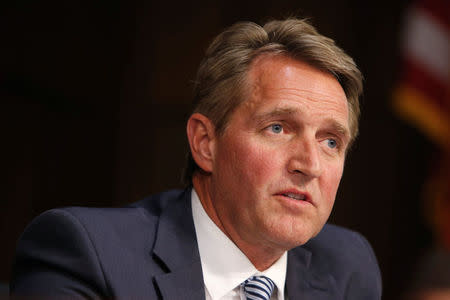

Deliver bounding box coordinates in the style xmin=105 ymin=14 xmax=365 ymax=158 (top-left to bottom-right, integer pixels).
xmin=243 ymin=54 xmax=348 ymax=114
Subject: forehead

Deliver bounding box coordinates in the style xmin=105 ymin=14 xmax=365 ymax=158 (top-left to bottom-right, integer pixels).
xmin=239 ymin=54 xmax=349 ymax=126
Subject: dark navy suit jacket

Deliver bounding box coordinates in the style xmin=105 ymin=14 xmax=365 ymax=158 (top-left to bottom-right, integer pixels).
xmin=11 ymin=189 xmax=382 ymax=299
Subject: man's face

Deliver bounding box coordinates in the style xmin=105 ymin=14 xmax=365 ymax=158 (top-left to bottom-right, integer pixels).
xmin=208 ymin=55 xmax=350 ymax=253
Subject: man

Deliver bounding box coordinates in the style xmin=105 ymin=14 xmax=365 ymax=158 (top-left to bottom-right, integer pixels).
xmin=11 ymin=18 xmax=382 ymax=299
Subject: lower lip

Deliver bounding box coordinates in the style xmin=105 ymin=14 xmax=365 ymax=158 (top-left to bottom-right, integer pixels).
xmin=275 ymin=194 xmax=313 ymax=210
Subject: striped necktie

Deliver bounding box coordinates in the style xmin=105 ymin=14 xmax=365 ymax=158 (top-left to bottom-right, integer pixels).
xmin=242 ymin=275 xmax=276 ymax=300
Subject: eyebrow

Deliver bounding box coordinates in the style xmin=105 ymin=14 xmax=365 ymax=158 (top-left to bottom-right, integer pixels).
xmin=325 ymin=119 xmax=351 ymax=142
xmin=252 ymin=107 xmax=298 ymax=122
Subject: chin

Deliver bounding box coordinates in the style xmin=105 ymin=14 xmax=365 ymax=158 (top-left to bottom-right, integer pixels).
xmin=270 ymin=236 xmax=310 ymax=251
xmin=266 ymin=226 xmax=318 ymax=250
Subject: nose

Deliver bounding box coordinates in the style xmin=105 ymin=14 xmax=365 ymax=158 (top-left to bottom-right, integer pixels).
xmin=287 ymin=138 xmax=323 ymax=178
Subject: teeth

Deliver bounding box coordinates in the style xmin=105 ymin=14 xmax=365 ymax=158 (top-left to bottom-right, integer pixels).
xmin=284 ymin=193 xmax=306 ymax=200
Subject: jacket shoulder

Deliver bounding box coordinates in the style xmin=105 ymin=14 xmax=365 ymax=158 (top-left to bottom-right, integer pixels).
xmin=62 ymin=188 xmax=185 ymax=222
xmin=10 ymin=189 xmax=187 ymax=298
xmin=299 ymin=224 xmax=382 ymax=299
xmin=305 ymin=224 xmax=379 ymax=268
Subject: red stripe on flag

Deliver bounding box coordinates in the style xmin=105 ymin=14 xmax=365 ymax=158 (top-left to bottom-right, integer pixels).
xmin=400 ymin=56 xmax=449 ymax=111
xmin=417 ymin=0 xmax=450 ymax=30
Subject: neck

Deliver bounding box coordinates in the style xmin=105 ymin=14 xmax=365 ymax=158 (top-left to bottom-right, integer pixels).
xmin=192 ymin=173 xmax=284 ymax=271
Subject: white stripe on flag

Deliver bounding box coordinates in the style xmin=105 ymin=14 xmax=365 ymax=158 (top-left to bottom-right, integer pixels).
xmin=404 ymin=7 xmax=449 ymax=82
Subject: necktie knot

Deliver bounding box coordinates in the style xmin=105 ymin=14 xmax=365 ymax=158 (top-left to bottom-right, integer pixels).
xmin=242 ymin=275 xmax=275 ymax=300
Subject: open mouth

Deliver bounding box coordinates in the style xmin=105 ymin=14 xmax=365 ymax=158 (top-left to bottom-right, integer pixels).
xmin=275 ymin=189 xmax=313 ymax=206
xmin=282 ymin=192 xmax=306 ymax=201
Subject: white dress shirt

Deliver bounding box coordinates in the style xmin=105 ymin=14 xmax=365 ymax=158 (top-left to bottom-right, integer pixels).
xmin=191 ymin=189 xmax=287 ymax=300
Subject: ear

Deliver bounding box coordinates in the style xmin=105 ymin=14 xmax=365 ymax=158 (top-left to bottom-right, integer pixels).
xmin=186 ymin=113 xmax=216 ymax=173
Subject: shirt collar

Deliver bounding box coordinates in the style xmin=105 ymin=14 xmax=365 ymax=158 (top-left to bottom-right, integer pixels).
xmin=191 ymin=189 xmax=287 ymax=300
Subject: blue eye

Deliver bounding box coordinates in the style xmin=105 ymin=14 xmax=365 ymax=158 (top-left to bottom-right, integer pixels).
xmin=327 ymin=139 xmax=337 ymax=149
xmin=270 ymin=124 xmax=283 ymax=134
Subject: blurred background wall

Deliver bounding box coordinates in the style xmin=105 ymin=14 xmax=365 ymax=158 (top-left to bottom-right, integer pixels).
xmin=2 ymin=0 xmax=448 ymax=299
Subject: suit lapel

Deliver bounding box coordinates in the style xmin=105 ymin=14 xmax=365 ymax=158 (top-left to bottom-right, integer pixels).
xmin=152 ymin=189 xmax=205 ymax=299
xmin=286 ymin=247 xmax=338 ymax=300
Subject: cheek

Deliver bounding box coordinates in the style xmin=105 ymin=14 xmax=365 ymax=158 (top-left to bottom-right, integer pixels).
xmin=232 ymin=141 xmax=281 ymax=185
xmin=321 ymin=164 xmax=344 ymax=201
xmin=218 ymin=137 xmax=281 ymax=189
